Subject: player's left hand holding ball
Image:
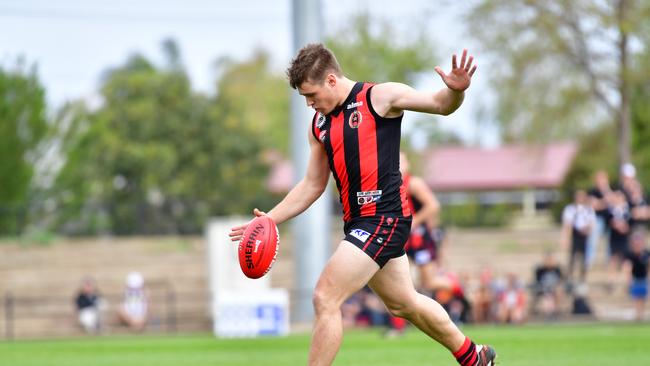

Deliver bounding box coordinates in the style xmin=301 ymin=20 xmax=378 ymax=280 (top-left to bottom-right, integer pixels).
xmin=229 ymin=208 xmax=266 ymax=242
xmin=229 ymin=209 xmax=280 ymax=279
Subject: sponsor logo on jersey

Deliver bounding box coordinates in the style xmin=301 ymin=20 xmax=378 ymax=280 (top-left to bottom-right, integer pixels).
xmin=350 ymin=228 xmax=371 ymax=243
xmin=346 ymin=101 xmax=363 ymax=110
xmin=357 ymin=190 xmax=382 ymax=205
xmin=319 ymin=130 xmax=327 ymax=142
xmin=349 ymin=110 xmax=362 ymax=128
xmin=316 ymin=113 xmax=326 ymax=128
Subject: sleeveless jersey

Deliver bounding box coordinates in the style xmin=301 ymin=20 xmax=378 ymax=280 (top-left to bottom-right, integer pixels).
xmin=312 ymin=82 xmax=411 ymax=222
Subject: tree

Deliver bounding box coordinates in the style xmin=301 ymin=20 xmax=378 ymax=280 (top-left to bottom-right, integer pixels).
xmin=0 ymin=60 xmax=48 ymax=235
xmin=53 ymin=40 xmax=272 ymax=235
xmin=466 ymin=0 xmax=650 ymax=166
xmin=326 ymin=14 xmax=436 ymax=85
xmin=213 ymin=51 xmax=290 ymax=154
xmin=630 ymin=48 xmax=650 ymax=188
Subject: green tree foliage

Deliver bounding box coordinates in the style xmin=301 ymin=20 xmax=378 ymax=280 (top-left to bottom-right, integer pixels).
xmin=53 ymin=40 xmax=272 ymax=235
xmin=0 ymin=60 xmax=48 ymax=235
xmin=466 ymin=0 xmax=650 ymax=166
xmin=326 ymin=14 xmax=435 ymax=85
xmin=214 ymin=51 xmax=290 ymax=154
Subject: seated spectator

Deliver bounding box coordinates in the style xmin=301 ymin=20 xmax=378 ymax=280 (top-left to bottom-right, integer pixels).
xmin=496 ymin=273 xmax=527 ymax=324
xmin=622 ymin=231 xmax=650 ymax=321
xmin=74 ymin=276 xmax=104 ymax=334
xmin=341 ymin=291 xmax=363 ymax=329
xmin=360 ymin=287 xmax=388 ymax=328
xmin=117 ymin=272 xmax=149 ymax=331
xmin=571 ymin=283 xmax=593 ymax=316
xmin=472 ymin=267 xmax=496 ymax=324
xmin=532 ymin=252 xmax=564 ymax=319
xmin=432 ymin=269 xmax=472 ymax=325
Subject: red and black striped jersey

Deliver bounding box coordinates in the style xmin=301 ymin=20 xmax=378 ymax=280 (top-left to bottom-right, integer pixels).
xmin=402 ymin=173 xmax=423 ymax=214
xmin=312 ymin=82 xmax=411 ymax=222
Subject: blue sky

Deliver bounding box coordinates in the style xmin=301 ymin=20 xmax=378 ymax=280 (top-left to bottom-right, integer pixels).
xmin=0 ymin=0 xmax=498 ymax=146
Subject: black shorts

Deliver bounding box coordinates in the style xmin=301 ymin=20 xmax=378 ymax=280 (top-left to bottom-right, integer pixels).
xmin=343 ymin=215 xmax=412 ymax=268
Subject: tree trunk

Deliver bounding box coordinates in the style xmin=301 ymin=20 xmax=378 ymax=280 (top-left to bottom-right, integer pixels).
xmin=618 ymin=0 xmax=632 ymax=167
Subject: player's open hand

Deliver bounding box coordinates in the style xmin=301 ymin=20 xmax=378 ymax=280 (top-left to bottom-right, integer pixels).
xmin=228 ymin=208 xmax=267 ymax=242
xmin=434 ymin=49 xmax=477 ymax=92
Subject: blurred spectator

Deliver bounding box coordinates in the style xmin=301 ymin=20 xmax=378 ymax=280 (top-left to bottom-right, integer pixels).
xmin=433 ymin=269 xmax=472 ymax=325
xmin=352 ymin=286 xmax=387 ymax=329
xmin=606 ymin=191 xmax=632 ymax=280
xmin=496 ymin=273 xmax=527 ymax=324
xmin=571 ymin=283 xmax=593 ymax=316
xmin=622 ymin=231 xmax=649 ymax=321
xmin=562 ymin=189 xmax=596 ymax=284
xmin=531 ymin=253 xmax=564 ymax=319
xmin=341 ymin=291 xmax=364 ymax=329
xmin=628 ymin=180 xmax=650 ymax=230
xmin=619 ymin=163 xmax=638 ymax=202
xmin=472 ymin=268 xmax=496 ymax=324
xmin=117 ymin=271 xmax=149 ymax=331
xmin=587 ymin=170 xmax=613 ymax=267
xmin=74 ymin=276 xmax=105 ymax=334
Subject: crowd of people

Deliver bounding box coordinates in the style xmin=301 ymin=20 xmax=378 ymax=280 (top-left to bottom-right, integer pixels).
xmin=340 ymin=162 xmax=650 ymax=333
xmin=561 ymin=164 xmax=649 ymax=320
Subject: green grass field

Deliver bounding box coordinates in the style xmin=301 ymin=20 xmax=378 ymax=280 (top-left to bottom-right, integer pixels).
xmin=1 ymin=323 xmax=649 ymax=366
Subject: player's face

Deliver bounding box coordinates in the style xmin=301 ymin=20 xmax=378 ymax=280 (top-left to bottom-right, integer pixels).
xmin=297 ymin=75 xmax=338 ymax=115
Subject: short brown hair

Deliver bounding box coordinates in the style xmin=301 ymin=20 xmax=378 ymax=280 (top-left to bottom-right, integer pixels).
xmin=286 ymin=43 xmax=342 ymax=89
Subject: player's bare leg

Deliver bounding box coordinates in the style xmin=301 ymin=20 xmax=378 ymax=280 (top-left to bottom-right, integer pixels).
xmin=368 ymin=254 xmax=465 ymax=351
xmin=308 ymin=241 xmax=379 ymax=366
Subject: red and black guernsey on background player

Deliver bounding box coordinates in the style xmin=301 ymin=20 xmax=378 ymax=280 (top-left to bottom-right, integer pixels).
xmin=312 ymin=82 xmax=412 ymax=267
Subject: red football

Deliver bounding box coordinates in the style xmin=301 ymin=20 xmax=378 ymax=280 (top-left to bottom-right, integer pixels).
xmin=238 ymin=215 xmax=280 ymax=279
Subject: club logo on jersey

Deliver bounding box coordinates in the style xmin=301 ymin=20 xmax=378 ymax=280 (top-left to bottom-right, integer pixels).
xmin=349 ymin=228 xmax=371 ymax=243
xmin=316 ymin=113 xmax=326 ymax=128
xmin=346 ymin=101 xmax=363 ymax=110
xmin=386 ymin=217 xmax=394 ymax=225
xmin=349 ymin=110 xmax=362 ymax=129
xmin=319 ymin=130 xmax=327 ymax=142
xmin=357 ymin=190 xmax=382 ymax=205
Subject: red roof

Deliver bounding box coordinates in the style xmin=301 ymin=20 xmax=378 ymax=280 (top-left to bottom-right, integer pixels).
xmin=423 ymin=142 xmax=578 ymax=191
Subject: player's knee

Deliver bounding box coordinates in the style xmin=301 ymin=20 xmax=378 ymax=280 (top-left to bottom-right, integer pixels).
xmin=385 ymin=299 xmax=417 ymax=319
xmin=312 ymin=288 xmax=337 ymax=314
